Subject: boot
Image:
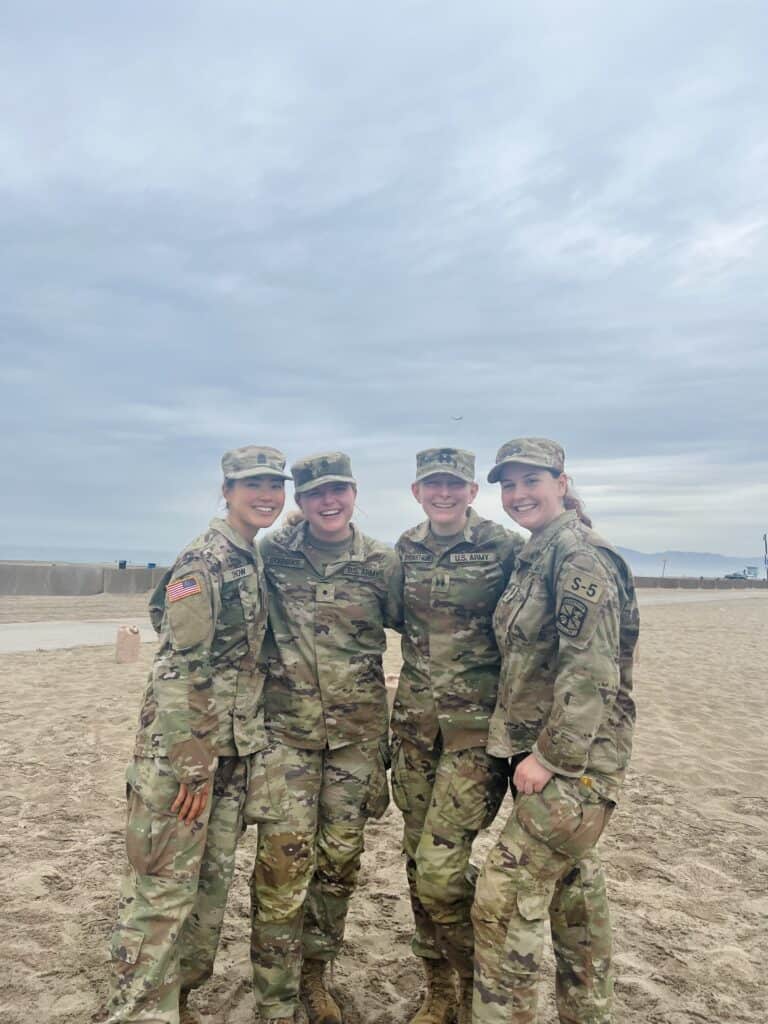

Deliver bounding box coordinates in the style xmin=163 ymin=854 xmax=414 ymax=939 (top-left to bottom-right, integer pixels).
xmin=408 ymin=959 xmax=457 ymax=1024
xmin=179 ymin=989 xmax=203 ymax=1024
xmin=300 ymin=958 xmax=342 ymax=1024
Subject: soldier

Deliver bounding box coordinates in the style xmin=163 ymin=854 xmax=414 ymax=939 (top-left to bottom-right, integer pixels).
xmin=251 ymin=452 xmax=402 ymax=1024
xmin=391 ymin=447 xmax=523 ymax=1024
xmin=105 ymin=445 xmax=290 ymax=1024
xmin=472 ymin=438 xmax=639 ymax=1024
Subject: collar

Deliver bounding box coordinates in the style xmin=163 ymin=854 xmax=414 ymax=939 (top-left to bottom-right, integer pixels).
xmin=285 ymin=520 xmax=366 ymax=561
xmin=517 ymin=510 xmax=578 ymax=565
xmin=410 ymin=507 xmax=480 ymax=548
xmin=209 ymin=517 xmax=258 ymax=559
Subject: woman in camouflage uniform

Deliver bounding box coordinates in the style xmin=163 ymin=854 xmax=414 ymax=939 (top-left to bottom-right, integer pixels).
xmin=390 ymin=447 xmax=522 ymax=1024
xmin=472 ymin=438 xmax=639 ymax=1024
xmin=106 ymin=445 xmax=290 ymax=1024
xmin=250 ymin=452 xmax=402 ymax=1024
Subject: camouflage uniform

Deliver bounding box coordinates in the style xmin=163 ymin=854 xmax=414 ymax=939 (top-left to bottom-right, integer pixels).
xmin=107 ymin=446 xmax=290 ymax=1024
xmin=391 ymin=448 xmax=522 ymax=996
xmin=472 ymin=439 xmax=639 ymax=1024
xmin=251 ymin=453 xmax=402 ymax=1020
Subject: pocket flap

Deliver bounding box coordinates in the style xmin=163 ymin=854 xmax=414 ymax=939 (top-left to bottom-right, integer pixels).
xmin=110 ymin=925 xmax=144 ymax=965
xmin=516 ymin=885 xmax=550 ymax=922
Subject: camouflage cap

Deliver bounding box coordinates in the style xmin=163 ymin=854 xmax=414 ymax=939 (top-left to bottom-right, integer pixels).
xmin=487 ymin=437 xmax=565 ymax=483
xmin=221 ymin=445 xmax=291 ymax=481
xmin=414 ymin=447 xmax=476 ymax=484
xmin=291 ymin=451 xmax=356 ymax=494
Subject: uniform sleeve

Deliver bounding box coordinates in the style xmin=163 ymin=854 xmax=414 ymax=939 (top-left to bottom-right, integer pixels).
xmin=382 ymin=549 xmax=405 ymax=632
xmin=153 ymin=558 xmax=218 ymax=789
xmin=533 ymin=551 xmax=621 ymax=777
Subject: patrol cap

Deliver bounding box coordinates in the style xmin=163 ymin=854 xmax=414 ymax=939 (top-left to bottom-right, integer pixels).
xmin=487 ymin=437 xmax=565 ymax=483
xmin=414 ymin=447 xmax=475 ymax=484
xmin=221 ymin=445 xmax=291 ymax=481
xmin=292 ymin=451 xmax=356 ymax=494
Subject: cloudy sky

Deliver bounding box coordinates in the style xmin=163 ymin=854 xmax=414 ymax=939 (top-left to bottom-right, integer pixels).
xmin=2 ymin=1 xmax=766 ymax=562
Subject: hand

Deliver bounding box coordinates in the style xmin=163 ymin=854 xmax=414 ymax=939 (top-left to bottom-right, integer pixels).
xmin=513 ymin=754 xmax=554 ymax=796
xmin=171 ymin=782 xmax=210 ymax=825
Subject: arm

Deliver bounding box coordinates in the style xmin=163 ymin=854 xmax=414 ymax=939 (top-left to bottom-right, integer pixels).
xmin=382 ymin=548 xmax=405 ymax=632
xmin=153 ymin=558 xmax=218 ymax=815
xmin=532 ymin=553 xmax=621 ymax=778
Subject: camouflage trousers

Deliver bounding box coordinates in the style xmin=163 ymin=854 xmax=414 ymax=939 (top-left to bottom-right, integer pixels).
xmin=390 ymin=737 xmax=507 ymax=977
xmin=472 ymin=774 xmax=615 ymax=1024
xmin=106 ymin=752 xmax=277 ymax=1023
xmin=249 ymin=737 xmax=389 ymax=1020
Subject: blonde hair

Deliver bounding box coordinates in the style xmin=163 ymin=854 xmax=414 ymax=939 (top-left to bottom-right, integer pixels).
xmin=560 ymin=473 xmax=592 ymax=528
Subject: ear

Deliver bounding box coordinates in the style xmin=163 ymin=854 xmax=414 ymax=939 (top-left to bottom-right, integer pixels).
xmin=295 ymin=493 xmax=304 ymax=510
xmin=557 ymin=474 xmax=569 ymax=498
xmin=411 ymin=482 xmax=422 ymax=504
xmin=468 ymin=481 xmax=479 ymax=502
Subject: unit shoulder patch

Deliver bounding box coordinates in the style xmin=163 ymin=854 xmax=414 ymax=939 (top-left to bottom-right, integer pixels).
xmin=556 ymin=595 xmax=589 ymax=638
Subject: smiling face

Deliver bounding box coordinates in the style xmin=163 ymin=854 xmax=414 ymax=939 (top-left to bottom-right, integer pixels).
xmin=412 ymin=473 xmax=479 ymax=536
xmin=224 ymin=475 xmax=286 ymax=542
xmin=297 ymin=481 xmax=356 ymax=542
xmin=499 ymin=463 xmax=567 ymax=534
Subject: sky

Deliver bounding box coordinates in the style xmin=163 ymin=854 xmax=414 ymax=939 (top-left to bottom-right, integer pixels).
xmin=1 ymin=1 xmax=767 ymax=562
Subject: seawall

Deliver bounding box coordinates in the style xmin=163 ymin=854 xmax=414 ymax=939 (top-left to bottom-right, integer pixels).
xmin=1 ymin=561 xmax=766 ymax=597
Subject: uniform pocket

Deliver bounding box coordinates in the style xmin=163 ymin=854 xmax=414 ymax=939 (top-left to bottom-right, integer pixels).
xmin=243 ymin=745 xmax=292 ymax=825
xmin=110 ymin=925 xmax=144 ymax=965
xmin=124 ymin=758 xmax=200 ymax=879
xmin=515 ymin=776 xmax=610 ymax=859
xmin=436 ymin=749 xmax=507 ymax=832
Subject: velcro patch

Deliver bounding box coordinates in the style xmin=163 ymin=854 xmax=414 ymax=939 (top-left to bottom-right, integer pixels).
xmin=223 ymin=565 xmax=254 ymax=583
xmin=166 ymin=575 xmax=202 ymax=602
xmin=560 ymin=570 xmax=605 ymax=605
xmin=402 ymin=553 xmax=433 ymax=564
xmin=449 ymin=551 xmax=497 ymax=564
xmin=340 ymin=564 xmax=379 ymax=579
xmin=556 ymin=595 xmax=589 ymax=638
xmin=267 ymin=556 xmax=304 ymax=569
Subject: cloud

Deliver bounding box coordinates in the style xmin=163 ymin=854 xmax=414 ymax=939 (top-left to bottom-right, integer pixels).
xmin=0 ymin=1 xmax=765 ymax=559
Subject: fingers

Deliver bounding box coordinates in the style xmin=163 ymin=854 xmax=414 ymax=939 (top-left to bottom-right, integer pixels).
xmin=181 ymin=785 xmax=210 ymax=825
xmin=171 ymin=783 xmax=189 ymax=815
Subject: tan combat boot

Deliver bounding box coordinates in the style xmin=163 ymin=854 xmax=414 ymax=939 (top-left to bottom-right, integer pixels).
xmin=408 ymin=959 xmax=457 ymax=1024
xmin=300 ymin=958 xmax=342 ymax=1024
xmin=179 ymin=989 xmax=203 ymax=1024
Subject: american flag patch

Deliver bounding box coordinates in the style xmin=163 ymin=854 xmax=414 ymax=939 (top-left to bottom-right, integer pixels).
xmin=166 ymin=576 xmax=203 ymax=602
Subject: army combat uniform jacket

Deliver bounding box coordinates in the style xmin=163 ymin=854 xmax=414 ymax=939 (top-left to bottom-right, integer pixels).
xmin=487 ymin=510 xmax=639 ymax=802
xmin=260 ymin=521 xmax=403 ymax=750
xmin=133 ymin=517 xmax=269 ymax=786
xmin=392 ymin=509 xmax=522 ymax=752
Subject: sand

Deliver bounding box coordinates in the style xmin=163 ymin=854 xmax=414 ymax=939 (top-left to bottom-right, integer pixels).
xmin=1 ymin=591 xmax=766 ymax=1023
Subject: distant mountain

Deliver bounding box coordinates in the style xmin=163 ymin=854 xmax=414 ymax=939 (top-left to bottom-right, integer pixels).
xmin=617 ymin=548 xmax=764 ymax=579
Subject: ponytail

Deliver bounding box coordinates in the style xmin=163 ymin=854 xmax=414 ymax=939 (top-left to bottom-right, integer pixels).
xmin=562 ymin=475 xmax=592 ymax=528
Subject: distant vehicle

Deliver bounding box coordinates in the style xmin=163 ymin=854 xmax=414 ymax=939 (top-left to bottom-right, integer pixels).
xmin=724 ymin=571 xmax=748 ymax=579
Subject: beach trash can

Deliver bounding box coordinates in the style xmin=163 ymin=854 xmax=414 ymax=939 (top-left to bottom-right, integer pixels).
xmin=115 ymin=625 xmax=141 ymax=663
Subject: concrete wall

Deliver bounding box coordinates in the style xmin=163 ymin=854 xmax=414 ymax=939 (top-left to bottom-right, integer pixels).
xmin=2 ymin=562 xmax=766 ymax=597
xmin=634 ymin=576 xmax=768 ymax=589
xmin=0 ymin=562 xmax=169 ymax=596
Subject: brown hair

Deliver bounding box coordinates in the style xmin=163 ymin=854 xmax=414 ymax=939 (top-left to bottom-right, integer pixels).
xmin=548 ymin=470 xmax=593 ymax=528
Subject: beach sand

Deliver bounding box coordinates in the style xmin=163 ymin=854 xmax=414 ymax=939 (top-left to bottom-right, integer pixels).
xmin=1 ymin=591 xmax=766 ymax=1023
